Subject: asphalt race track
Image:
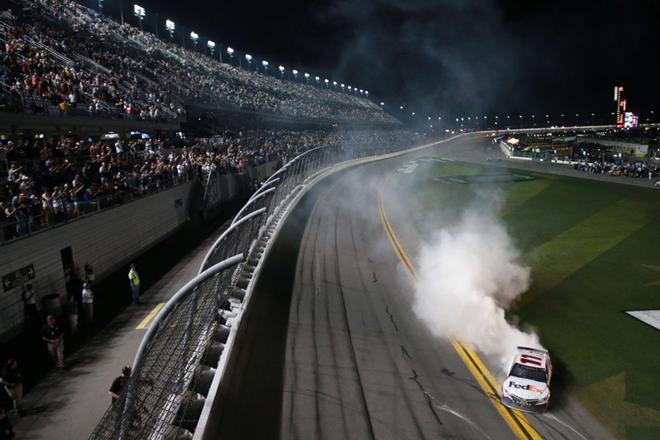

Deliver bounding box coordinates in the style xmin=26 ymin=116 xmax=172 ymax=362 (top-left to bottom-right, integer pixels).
xmin=208 ymin=136 xmax=615 ymax=440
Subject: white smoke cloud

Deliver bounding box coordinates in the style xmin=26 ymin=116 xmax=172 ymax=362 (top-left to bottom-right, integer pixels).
xmin=412 ymin=192 xmax=542 ymax=369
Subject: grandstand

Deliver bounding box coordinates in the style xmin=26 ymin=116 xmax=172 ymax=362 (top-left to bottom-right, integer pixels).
xmin=0 ymin=0 xmax=396 ymax=124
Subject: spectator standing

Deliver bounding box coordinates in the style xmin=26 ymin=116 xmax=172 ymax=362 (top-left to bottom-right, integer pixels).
xmin=108 ymin=366 xmax=132 ymax=404
xmin=1 ymin=360 xmax=23 ymax=411
xmin=81 ymin=283 xmax=94 ymax=325
xmin=0 ymin=384 xmax=15 ymax=439
xmin=21 ymin=284 xmax=39 ymax=324
xmin=41 ymin=315 xmax=64 ymax=368
xmin=84 ymin=263 xmax=96 ymax=286
xmin=128 ymin=264 xmax=142 ymax=305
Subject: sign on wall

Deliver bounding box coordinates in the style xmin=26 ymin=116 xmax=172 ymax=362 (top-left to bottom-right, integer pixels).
xmin=2 ymin=264 xmax=35 ymax=292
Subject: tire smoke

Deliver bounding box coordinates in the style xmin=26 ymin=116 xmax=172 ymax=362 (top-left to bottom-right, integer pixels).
xmin=411 ymin=192 xmax=543 ymax=368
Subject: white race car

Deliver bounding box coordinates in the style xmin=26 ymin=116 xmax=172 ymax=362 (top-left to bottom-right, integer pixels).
xmin=501 ymin=346 xmax=552 ymax=412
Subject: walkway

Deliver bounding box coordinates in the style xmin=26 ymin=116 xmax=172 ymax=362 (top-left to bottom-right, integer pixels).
xmin=10 ymin=223 xmax=227 ymax=440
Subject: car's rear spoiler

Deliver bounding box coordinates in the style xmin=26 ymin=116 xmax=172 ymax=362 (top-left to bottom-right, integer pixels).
xmin=517 ymin=346 xmax=548 ymax=353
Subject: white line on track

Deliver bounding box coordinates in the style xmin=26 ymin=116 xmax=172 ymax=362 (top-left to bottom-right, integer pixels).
xmin=543 ymin=413 xmax=589 ymax=440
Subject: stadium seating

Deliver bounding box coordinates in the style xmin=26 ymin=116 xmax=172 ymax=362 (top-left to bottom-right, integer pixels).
xmin=0 ymin=128 xmax=425 ymax=241
xmin=0 ymin=0 xmax=396 ymax=124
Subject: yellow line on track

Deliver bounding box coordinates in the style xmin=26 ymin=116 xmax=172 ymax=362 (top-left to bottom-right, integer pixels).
xmin=136 ymin=303 xmax=165 ymax=330
xmin=377 ymin=193 xmax=542 ymax=440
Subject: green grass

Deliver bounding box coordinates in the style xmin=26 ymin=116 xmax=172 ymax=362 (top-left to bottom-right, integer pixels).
xmin=397 ymin=160 xmax=660 ymax=440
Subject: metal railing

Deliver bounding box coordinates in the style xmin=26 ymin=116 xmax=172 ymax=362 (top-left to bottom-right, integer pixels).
xmin=88 ymin=136 xmax=430 ymax=440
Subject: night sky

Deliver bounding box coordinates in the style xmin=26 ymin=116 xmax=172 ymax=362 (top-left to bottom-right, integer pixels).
xmin=96 ymin=0 xmax=659 ymax=123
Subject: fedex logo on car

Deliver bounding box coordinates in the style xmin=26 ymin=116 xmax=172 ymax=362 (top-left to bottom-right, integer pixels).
xmin=508 ymin=381 xmax=544 ymax=393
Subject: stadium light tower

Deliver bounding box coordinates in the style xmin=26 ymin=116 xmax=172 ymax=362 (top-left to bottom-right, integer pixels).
xmin=207 ymin=40 xmax=215 ymax=55
xmin=165 ymin=19 xmax=175 ymax=40
xmin=278 ymin=65 xmax=285 ymax=78
xmin=332 ymin=81 xmax=337 ymax=88
xmin=245 ymin=54 xmax=252 ymax=69
xmin=340 ymin=83 xmax=345 ymax=91
xmin=324 ymin=78 xmax=329 ymax=87
xmin=315 ymin=76 xmax=320 ymax=84
xmin=262 ymin=60 xmax=269 ymax=72
xmin=292 ymin=69 xmax=298 ymax=79
xmin=226 ymin=46 xmax=235 ymax=64
xmin=133 ymin=4 xmax=145 ymax=30
xmin=190 ymin=31 xmax=199 ymax=50
xmin=304 ymin=72 xmax=310 ymax=82
xmin=347 ymin=85 xmax=352 ymax=91
xmin=365 ymin=90 xmax=369 ymax=96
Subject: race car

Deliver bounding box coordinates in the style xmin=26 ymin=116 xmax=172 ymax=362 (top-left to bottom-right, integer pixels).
xmin=501 ymin=346 xmax=552 ymax=412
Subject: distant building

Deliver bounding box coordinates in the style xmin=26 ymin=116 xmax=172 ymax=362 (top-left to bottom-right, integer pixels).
xmin=614 ymin=86 xmax=626 ymax=128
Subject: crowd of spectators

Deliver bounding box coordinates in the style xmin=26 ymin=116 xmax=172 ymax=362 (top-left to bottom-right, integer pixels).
xmin=0 ymin=128 xmax=426 ymax=241
xmin=574 ymin=159 xmax=660 ymax=184
xmin=0 ymin=0 xmax=397 ymax=124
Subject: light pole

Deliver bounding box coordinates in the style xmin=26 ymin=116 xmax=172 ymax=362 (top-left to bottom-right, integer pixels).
xmin=278 ymin=65 xmax=285 ymax=78
xmin=245 ymin=54 xmax=252 ymax=70
xmin=292 ymin=69 xmax=298 ymax=80
xmin=165 ymin=19 xmax=175 ymax=40
xmin=324 ymin=79 xmax=329 ymax=87
xmin=332 ymin=81 xmax=337 ymax=88
xmin=189 ymin=31 xmax=198 ymax=50
xmin=575 ymin=113 xmax=579 ymax=127
xmin=227 ymin=47 xmax=234 ymax=65
xmin=262 ymin=60 xmax=269 ymax=73
xmin=315 ymin=76 xmax=320 ymax=85
xmin=133 ymin=4 xmax=145 ymax=30
xmin=207 ymin=40 xmax=215 ymax=57
xmin=304 ymin=72 xmax=310 ymax=83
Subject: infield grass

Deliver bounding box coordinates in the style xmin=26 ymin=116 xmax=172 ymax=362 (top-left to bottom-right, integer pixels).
xmin=397 ymin=158 xmax=660 ymax=440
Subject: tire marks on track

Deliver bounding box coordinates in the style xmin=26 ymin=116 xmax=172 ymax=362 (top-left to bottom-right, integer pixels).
xmin=343 ymin=195 xmax=431 ymax=440
xmin=331 ymin=201 xmax=378 ymax=440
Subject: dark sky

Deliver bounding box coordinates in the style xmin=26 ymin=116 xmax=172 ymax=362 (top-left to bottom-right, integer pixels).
xmin=96 ymin=0 xmax=659 ymax=122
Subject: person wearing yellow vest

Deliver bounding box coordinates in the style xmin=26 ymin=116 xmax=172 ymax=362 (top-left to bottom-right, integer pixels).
xmin=128 ymin=263 xmax=142 ymax=305
xmin=84 ymin=262 xmax=96 ymax=286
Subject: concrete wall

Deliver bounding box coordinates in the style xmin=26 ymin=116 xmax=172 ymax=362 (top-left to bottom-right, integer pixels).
xmin=0 ymin=182 xmax=194 ymax=341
